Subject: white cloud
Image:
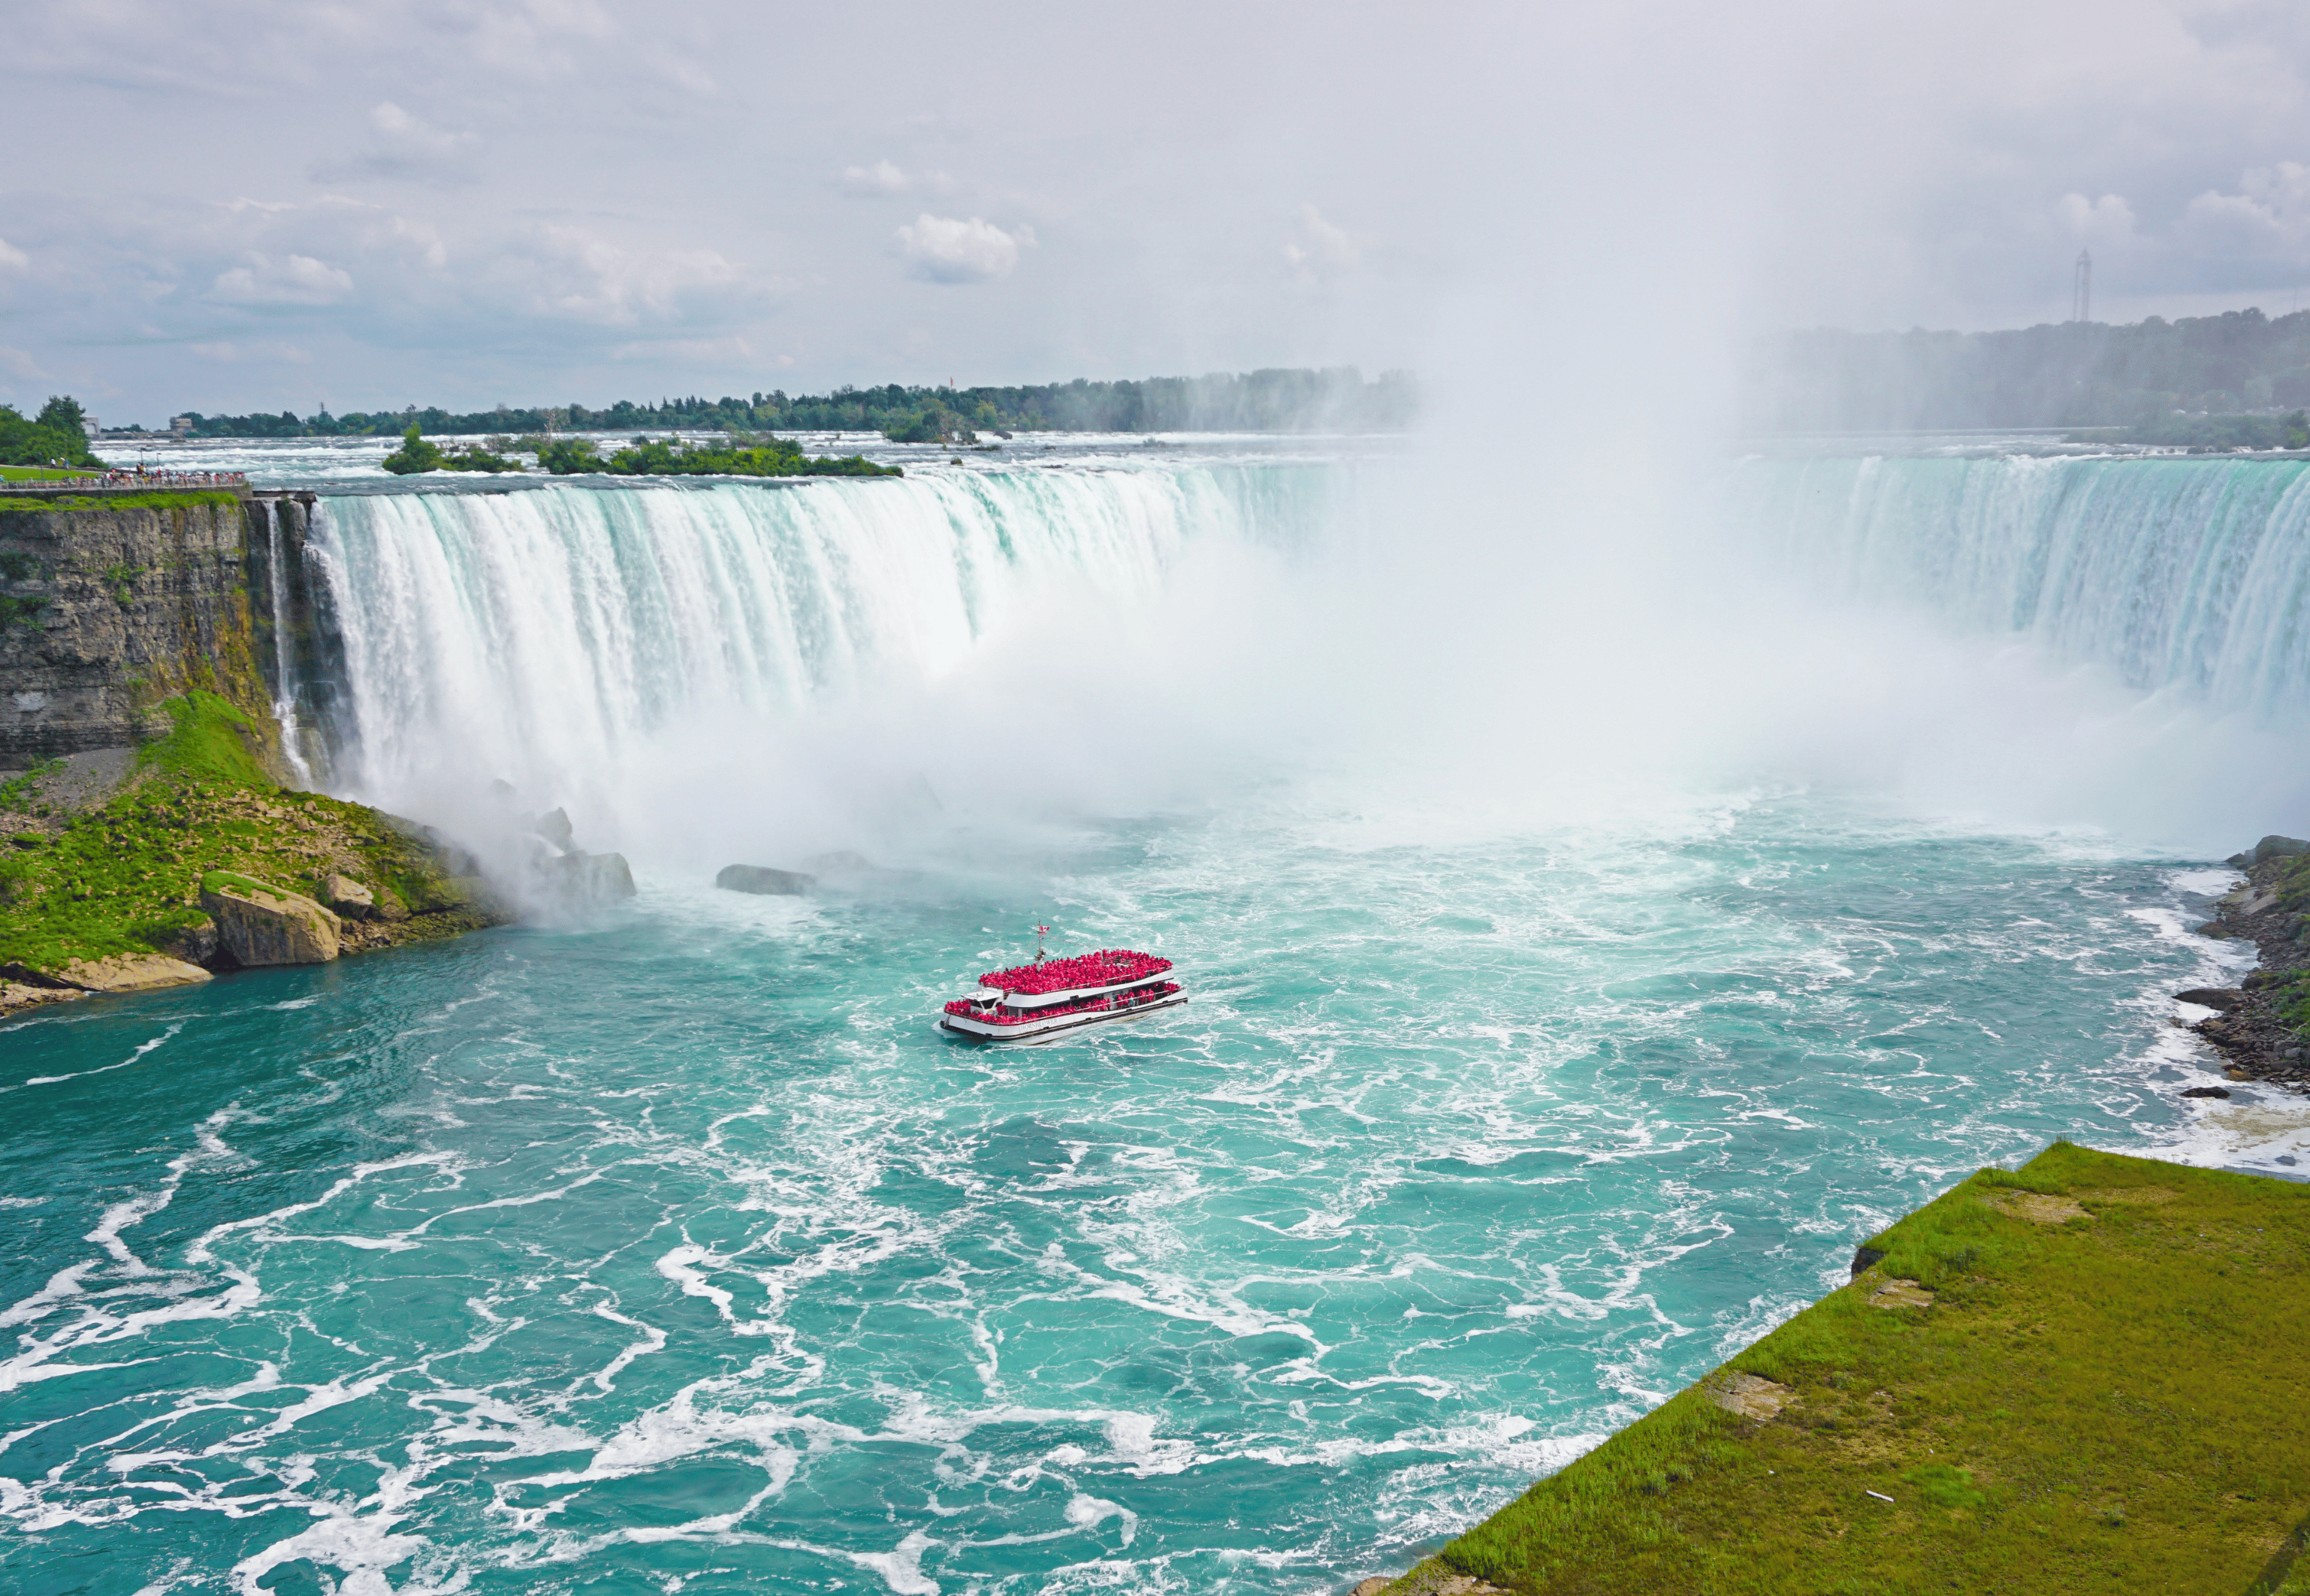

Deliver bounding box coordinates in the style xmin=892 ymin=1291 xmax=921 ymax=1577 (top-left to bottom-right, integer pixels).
xmin=0 ymin=347 xmax=47 ymax=382
xmin=190 ymin=339 xmax=313 ymax=364
xmin=841 ymin=159 xmax=910 ymax=198
xmin=497 ymin=225 xmax=744 ymax=324
xmin=312 ymin=101 xmax=481 ymax=183
xmin=0 ymin=237 xmax=26 ymax=271
xmin=840 ymin=160 xmax=955 ymax=200
xmin=2177 ymin=162 xmax=2310 ymax=260
xmin=210 ymin=252 xmax=355 ymax=305
xmin=894 ymin=214 xmax=1031 ymax=284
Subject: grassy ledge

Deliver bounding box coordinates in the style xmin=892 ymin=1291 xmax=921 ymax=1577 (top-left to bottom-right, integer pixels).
xmin=0 ymin=691 xmax=500 ymax=975
xmin=0 ymin=490 xmax=243 ymax=514
xmin=1389 ymin=1142 xmax=2310 ymax=1595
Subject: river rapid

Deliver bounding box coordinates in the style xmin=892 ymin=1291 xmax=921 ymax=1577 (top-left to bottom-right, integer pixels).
xmin=3 ymin=438 xmax=2301 ymax=1594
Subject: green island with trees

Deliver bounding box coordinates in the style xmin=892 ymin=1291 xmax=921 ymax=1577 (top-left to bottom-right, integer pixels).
xmin=379 ymin=425 xmax=901 ymax=478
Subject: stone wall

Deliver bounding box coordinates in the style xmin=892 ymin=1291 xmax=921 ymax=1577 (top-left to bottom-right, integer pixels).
xmin=0 ymin=493 xmax=307 ymax=769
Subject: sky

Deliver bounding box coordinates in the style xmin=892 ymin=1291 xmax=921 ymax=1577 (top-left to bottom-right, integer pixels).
xmin=5 ymin=0 xmax=2310 ymax=424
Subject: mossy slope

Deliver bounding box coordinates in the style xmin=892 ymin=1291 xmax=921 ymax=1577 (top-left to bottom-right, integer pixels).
xmin=0 ymin=691 xmax=497 ymax=973
xmin=1402 ymin=1143 xmax=2310 ymax=1595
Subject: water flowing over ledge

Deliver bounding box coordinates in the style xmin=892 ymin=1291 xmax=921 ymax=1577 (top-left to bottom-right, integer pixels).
xmin=1728 ymin=453 xmax=2310 ymax=720
xmin=300 ymin=467 xmax=1331 ymax=805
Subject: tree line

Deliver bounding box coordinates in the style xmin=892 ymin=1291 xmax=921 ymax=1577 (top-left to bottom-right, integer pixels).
xmin=1752 ymin=307 xmax=2310 ymax=432
xmin=0 ymin=397 xmax=102 ymax=469
xmin=147 ymin=367 xmax=1420 ymax=441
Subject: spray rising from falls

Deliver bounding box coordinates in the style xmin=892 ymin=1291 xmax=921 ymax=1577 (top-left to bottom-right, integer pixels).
xmin=291 ymin=451 xmax=2310 ymax=858
xmin=301 ymin=467 xmax=1333 ymax=830
xmin=1724 ymin=452 xmax=2310 ymax=721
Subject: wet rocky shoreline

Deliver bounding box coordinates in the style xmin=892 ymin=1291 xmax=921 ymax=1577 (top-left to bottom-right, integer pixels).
xmin=2179 ymin=835 xmax=2310 ymax=1088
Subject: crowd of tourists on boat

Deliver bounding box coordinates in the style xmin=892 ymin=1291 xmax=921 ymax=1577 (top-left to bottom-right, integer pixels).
xmin=979 ymin=949 xmax=1173 ymax=995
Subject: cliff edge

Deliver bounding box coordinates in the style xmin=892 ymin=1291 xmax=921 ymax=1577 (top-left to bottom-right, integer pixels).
xmin=0 ymin=692 xmax=506 ymax=1009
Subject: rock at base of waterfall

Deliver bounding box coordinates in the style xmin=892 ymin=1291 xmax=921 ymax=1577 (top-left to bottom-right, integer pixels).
xmin=57 ymin=953 xmax=215 ymax=992
xmin=557 ymin=852 xmax=636 ymax=902
xmin=717 ymin=863 xmax=815 ymax=895
xmin=199 ymin=875 xmax=343 ymax=966
xmin=322 ymin=873 xmax=379 ymax=921
xmin=521 ymin=807 xmax=576 ymax=852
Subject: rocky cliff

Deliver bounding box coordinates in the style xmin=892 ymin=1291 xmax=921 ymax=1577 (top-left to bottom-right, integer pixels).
xmin=0 ymin=490 xmax=327 ymax=769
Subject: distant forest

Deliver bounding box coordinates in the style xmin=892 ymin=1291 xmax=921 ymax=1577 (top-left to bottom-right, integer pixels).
xmin=1753 ymin=307 xmax=2310 ymax=432
xmin=150 ymin=367 xmax=1418 ymax=439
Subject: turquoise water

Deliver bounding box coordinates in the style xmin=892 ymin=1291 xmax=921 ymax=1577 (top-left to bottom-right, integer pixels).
xmin=0 ymin=794 xmax=2244 ymax=1594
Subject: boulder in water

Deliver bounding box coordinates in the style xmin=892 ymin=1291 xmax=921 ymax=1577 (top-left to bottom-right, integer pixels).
xmin=521 ymin=807 xmax=576 ymax=852
xmin=717 ymin=863 xmax=814 ymax=895
xmin=556 ymin=852 xmax=636 ymax=902
xmin=2176 ymin=988 xmax=2244 ymax=1011
xmin=199 ymin=873 xmax=342 ymax=966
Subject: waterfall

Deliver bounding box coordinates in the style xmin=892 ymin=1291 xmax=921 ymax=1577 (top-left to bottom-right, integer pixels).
xmin=1725 ymin=453 xmax=2310 ymax=719
xmin=301 ymin=466 xmax=1330 ymax=810
xmin=261 ymin=502 xmax=316 ymax=788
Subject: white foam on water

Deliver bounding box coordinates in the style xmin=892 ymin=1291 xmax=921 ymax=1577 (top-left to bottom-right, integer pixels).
xmin=228 ymin=1508 xmax=435 ymax=1596
xmin=14 ymin=1021 xmax=185 ymax=1091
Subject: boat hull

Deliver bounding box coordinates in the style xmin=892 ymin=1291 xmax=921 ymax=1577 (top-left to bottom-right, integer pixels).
xmin=935 ymin=992 xmax=1188 ymax=1046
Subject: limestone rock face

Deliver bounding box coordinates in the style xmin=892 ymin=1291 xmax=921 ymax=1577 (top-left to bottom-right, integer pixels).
xmin=717 ymin=863 xmax=814 ymax=895
xmin=58 ymin=953 xmax=214 ymax=992
xmin=156 ymin=913 xmax=219 ymax=967
xmin=200 ymin=876 xmax=342 ymax=966
xmin=0 ymin=497 xmax=302 ymax=767
xmin=322 ymin=873 xmax=378 ymax=921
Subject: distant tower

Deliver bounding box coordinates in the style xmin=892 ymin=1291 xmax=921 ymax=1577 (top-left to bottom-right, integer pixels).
xmin=2072 ymin=248 xmax=2093 ymax=324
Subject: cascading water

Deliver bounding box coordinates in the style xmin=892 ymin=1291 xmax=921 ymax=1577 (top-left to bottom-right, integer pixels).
xmin=1724 ymin=452 xmax=2310 ymax=720
xmin=303 ymin=466 xmax=1333 ymax=822
xmin=4 ymin=447 xmax=2299 ymax=1596
xmin=260 ymin=502 xmax=317 ymax=789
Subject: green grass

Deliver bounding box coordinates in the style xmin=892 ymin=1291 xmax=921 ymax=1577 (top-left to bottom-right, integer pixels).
xmin=0 ymin=759 xmax=64 ymax=810
xmin=0 ymin=692 xmax=479 ymax=971
xmin=0 ymin=465 xmax=105 ymax=483
xmin=141 ymin=691 xmax=272 ymax=786
xmin=0 ymin=490 xmax=240 ymax=514
xmin=1421 ymin=1142 xmax=2310 ymax=1595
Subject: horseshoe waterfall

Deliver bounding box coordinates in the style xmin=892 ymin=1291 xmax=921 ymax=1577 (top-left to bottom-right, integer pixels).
xmin=4 ymin=448 xmax=2305 ymax=1596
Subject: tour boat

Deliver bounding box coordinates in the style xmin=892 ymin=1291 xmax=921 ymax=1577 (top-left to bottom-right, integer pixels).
xmin=935 ymin=943 xmax=1185 ymax=1045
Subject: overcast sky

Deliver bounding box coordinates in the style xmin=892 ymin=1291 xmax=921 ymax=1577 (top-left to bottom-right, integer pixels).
xmin=5 ymin=0 xmax=2309 ymax=423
